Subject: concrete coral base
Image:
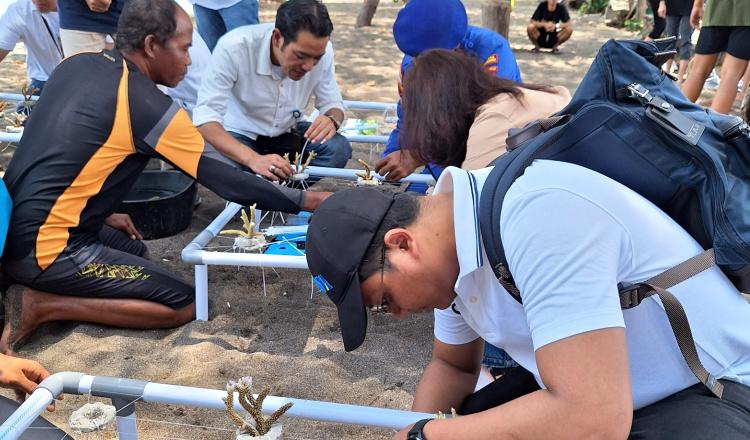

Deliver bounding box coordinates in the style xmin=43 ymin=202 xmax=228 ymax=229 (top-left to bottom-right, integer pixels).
xmin=236 ymin=422 xmax=283 ymax=439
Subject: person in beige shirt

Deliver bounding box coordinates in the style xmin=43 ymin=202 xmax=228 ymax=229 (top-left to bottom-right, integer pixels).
xmin=400 ymin=49 xmax=570 ymax=171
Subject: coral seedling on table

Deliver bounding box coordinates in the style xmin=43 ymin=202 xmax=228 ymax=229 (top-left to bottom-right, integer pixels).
xmin=219 ymin=204 xmax=267 ymax=251
xmin=354 ymin=159 xmax=380 ymax=186
xmin=21 ymin=83 xmax=39 ymax=103
xmin=4 ymin=112 xmax=26 ymax=128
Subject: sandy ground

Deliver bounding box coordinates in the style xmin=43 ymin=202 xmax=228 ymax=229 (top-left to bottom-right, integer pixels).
xmin=0 ymin=1 xmax=745 ymax=439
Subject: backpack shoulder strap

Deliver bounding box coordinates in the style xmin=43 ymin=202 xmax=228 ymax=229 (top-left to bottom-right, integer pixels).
xmin=619 ymin=248 xmax=723 ymax=398
xmin=479 ymin=155 xmax=523 ymax=302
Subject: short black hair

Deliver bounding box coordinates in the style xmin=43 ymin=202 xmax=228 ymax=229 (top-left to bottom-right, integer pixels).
xmin=116 ymin=0 xmax=180 ymax=53
xmin=358 ymin=191 xmax=422 ymax=281
xmin=275 ymin=0 xmax=333 ymax=47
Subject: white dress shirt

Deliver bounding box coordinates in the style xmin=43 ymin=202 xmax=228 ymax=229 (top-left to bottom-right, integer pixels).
xmin=0 ymin=0 xmax=62 ymax=82
xmin=193 ymin=22 xmax=344 ymax=140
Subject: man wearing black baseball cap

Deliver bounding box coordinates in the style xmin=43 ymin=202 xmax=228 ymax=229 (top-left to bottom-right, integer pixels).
xmin=306 ymin=165 xmax=750 ymax=440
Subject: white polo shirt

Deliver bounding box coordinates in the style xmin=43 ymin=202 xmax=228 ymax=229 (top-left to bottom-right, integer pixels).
xmin=0 ymin=0 xmax=62 ymax=82
xmin=192 ymin=22 xmax=344 ymax=140
xmin=432 ymin=162 xmax=750 ymax=409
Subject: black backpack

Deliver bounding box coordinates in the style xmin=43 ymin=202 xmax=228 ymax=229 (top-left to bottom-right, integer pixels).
xmin=479 ymin=38 xmax=750 ymax=399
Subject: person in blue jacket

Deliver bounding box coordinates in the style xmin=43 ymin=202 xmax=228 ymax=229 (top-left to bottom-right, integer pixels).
xmin=374 ymin=0 xmax=521 ymax=194
xmin=373 ymin=0 xmax=521 ymax=379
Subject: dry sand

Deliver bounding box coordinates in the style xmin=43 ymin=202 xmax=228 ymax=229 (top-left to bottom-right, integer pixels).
xmin=0 ymin=1 xmax=744 ymax=439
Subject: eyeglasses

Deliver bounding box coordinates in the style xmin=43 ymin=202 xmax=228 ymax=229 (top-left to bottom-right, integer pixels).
xmin=368 ymin=246 xmax=389 ymax=315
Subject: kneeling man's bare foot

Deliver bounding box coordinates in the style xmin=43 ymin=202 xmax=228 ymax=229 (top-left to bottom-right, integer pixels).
xmin=1 ymin=285 xmax=40 ymax=356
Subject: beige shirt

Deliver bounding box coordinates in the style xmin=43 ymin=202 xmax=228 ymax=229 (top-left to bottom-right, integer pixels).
xmin=462 ymin=86 xmax=571 ymax=170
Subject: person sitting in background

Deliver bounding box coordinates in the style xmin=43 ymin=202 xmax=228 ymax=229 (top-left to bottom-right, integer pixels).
xmin=0 ymin=0 xmax=329 ymax=355
xmin=0 ymin=0 xmax=62 ymax=113
xmin=375 ymin=0 xmax=522 ymax=193
xmin=527 ymin=0 xmax=573 ymax=55
xmin=194 ymin=0 xmax=352 ymax=183
xmin=400 ymin=49 xmax=570 ymax=172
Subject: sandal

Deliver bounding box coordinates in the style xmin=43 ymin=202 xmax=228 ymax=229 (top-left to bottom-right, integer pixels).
xmin=551 ymin=48 xmax=562 ymax=55
xmin=529 ymin=47 xmax=540 ymax=54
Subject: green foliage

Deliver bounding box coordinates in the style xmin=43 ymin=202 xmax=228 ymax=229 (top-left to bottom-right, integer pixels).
xmin=579 ymin=0 xmax=609 ymax=14
xmin=624 ymin=19 xmax=644 ymax=32
xmin=358 ymin=119 xmax=379 ymax=136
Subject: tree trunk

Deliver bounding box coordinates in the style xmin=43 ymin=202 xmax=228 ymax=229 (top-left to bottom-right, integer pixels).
xmin=481 ymin=0 xmax=511 ymax=40
xmin=355 ymin=0 xmax=380 ymax=28
xmin=636 ymin=0 xmax=648 ymax=23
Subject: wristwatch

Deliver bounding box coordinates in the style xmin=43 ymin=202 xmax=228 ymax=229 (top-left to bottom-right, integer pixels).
xmin=407 ymin=419 xmax=431 ymax=440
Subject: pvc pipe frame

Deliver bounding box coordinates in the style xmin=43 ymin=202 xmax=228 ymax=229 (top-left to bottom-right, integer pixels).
xmin=183 ymin=167 xmax=435 ymax=321
xmin=0 ymin=93 xmax=39 ymax=102
xmin=0 ymin=372 xmax=434 ymax=440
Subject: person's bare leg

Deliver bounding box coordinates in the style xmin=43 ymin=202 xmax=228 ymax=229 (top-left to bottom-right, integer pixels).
xmin=527 ymin=23 xmax=540 ymax=50
xmin=738 ymin=63 xmax=750 ymax=102
xmin=1 ymin=284 xmax=195 ymax=355
xmin=682 ymin=53 xmax=720 ymax=102
xmin=741 ymin=64 xmax=750 ymax=122
xmin=711 ymin=54 xmax=748 ymax=114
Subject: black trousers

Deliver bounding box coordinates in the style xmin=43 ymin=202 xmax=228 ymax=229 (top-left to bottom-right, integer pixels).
xmin=460 ymin=368 xmax=750 ymax=439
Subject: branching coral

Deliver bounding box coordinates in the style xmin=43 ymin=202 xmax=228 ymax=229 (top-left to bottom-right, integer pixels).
xmin=223 ymin=377 xmax=293 ymax=436
xmin=4 ymin=112 xmax=26 ymax=128
xmin=283 ymin=151 xmax=316 ymax=174
xmin=435 ymin=408 xmax=459 ymax=419
xmin=21 ymin=83 xmax=39 ymax=102
xmin=354 ymin=159 xmax=380 ymax=186
xmin=219 ymin=204 xmax=267 ymax=251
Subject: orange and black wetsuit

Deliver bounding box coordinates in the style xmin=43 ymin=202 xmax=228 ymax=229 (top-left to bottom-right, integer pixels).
xmin=1 ymin=49 xmax=306 ymax=308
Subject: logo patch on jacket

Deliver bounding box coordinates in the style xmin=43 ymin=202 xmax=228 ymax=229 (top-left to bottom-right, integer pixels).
xmin=483 ymin=54 xmax=499 ymax=73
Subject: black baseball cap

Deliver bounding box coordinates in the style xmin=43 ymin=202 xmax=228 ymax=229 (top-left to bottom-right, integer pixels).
xmin=305 ymin=187 xmax=395 ymax=351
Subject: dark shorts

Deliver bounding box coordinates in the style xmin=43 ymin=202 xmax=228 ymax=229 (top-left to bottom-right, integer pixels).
xmin=460 ymin=368 xmax=750 ymax=439
xmin=4 ymin=226 xmax=194 ymax=310
xmin=695 ymin=26 xmax=750 ymax=60
xmin=538 ymin=29 xmax=559 ymax=48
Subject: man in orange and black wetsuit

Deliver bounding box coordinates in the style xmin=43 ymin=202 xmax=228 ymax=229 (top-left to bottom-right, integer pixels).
xmin=0 ymin=0 xmax=328 ymax=354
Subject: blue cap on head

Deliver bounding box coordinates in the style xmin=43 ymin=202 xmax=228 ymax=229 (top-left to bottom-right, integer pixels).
xmin=393 ymin=0 xmax=468 ymax=57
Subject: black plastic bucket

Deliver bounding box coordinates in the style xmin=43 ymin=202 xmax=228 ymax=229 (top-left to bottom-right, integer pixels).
xmin=118 ymin=170 xmax=197 ymax=240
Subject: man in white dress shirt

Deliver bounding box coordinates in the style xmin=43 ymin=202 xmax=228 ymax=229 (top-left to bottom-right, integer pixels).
xmin=193 ymin=0 xmax=351 ymax=182
xmin=0 ymin=0 xmax=62 ymax=112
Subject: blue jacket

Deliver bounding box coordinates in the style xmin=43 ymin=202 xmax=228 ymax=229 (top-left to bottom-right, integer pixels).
xmin=383 ymin=26 xmax=522 ymax=186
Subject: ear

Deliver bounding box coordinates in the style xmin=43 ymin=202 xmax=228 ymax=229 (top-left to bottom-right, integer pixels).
xmin=383 ymin=228 xmax=418 ymax=258
xmin=143 ymin=34 xmax=158 ymax=59
xmin=271 ymin=28 xmax=284 ymax=49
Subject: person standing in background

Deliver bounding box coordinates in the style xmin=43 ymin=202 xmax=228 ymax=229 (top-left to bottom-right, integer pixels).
xmin=188 ymin=0 xmax=259 ymax=52
xmin=681 ymin=0 xmax=749 ymax=114
xmin=658 ymin=0 xmax=693 ymax=85
xmin=57 ymin=0 xmax=128 ymax=55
